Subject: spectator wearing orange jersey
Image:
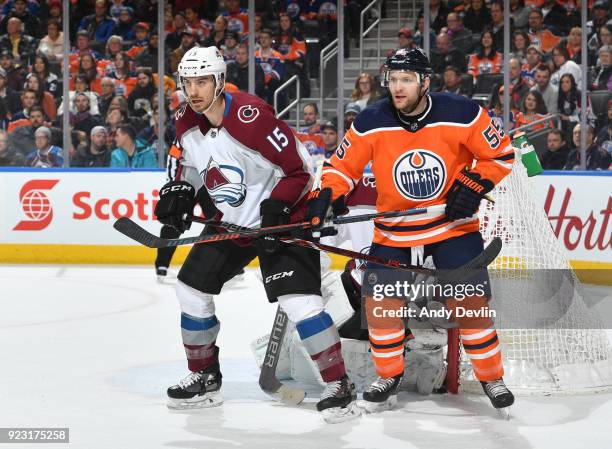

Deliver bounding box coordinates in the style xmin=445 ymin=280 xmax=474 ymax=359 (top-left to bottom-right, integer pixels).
xmin=76 ymin=53 xmax=103 ymax=95
xmin=468 ymin=31 xmax=503 ymax=80
xmin=125 ymin=22 xmax=149 ymax=59
xmin=185 ymin=6 xmax=212 ymax=43
xmin=104 ymin=52 xmax=137 ymax=98
xmin=514 ymin=90 xmax=552 ymax=132
xmin=69 ymin=31 xmax=102 ymax=75
xmin=527 ymin=9 xmax=561 ymax=53
xmin=276 ymin=13 xmax=309 ymax=97
xmin=298 ymin=102 xmax=321 ymax=134
xmin=223 ymin=0 xmax=249 ymax=35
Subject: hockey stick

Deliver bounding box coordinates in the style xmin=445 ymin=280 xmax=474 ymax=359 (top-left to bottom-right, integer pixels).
xmin=259 ymin=307 xmax=306 ymax=405
xmin=114 ymin=216 xmax=502 ymax=279
xmin=186 ymin=215 xmax=502 ymax=281
xmin=113 ymin=204 xmax=447 ymax=249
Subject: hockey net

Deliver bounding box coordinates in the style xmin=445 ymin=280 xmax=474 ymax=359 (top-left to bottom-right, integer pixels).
xmin=447 ymin=159 xmax=612 ymax=395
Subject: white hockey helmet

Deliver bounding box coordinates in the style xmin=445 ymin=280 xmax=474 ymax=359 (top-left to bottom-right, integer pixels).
xmin=177 ymin=46 xmax=226 ymax=105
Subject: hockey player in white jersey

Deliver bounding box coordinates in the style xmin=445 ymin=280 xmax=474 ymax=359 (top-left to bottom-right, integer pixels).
xmin=153 ymin=46 xmax=360 ymax=423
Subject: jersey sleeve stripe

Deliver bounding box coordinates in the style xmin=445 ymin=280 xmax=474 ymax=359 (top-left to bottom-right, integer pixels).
xmin=374 ymin=216 xmax=450 ymax=232
xmin=323 ymin=168 xmax=356 ymax=190
xmin=494 ymin=153 xmax=515 ymax=162
xmin=491 ymin=159 xmax=513 ymax=170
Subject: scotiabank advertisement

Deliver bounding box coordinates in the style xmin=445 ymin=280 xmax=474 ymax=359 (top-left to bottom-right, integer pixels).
xmin=0 ymin=170 xmax=167 ymax=245
xmin=0 ymin=169 xmax=610 ymax=264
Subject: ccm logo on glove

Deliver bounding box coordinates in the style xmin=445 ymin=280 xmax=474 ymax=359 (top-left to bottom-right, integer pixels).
xmin=160 ymin=184 xmax=194 ymax=196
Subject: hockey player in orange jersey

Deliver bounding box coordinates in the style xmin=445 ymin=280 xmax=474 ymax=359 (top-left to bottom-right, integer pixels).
xmin=306 ymin=48 xmax=515 ymax=413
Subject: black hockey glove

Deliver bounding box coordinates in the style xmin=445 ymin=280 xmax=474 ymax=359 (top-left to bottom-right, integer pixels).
xmin=257 ymin=198 xmax=292 ymax=254
xmin=304 ymin=187 xmax=348 ymax=239
xmin=445 ymin=170 xmax=494 ymax=220
xmin=154 ymin=181 xmax=196 ymax=232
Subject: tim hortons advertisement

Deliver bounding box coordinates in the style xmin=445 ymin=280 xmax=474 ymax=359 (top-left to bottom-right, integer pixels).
xmin=0 ymin=171 xmax=610 ymax=264
xmin=532 ymin=173 xmax=611 ymax=264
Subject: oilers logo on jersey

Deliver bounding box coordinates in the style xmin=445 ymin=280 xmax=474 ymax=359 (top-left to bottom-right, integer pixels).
xmin=392 ymin=149 xmax=446 ymax=201
xmin=203 ymin=157 xmax=247 ymax=207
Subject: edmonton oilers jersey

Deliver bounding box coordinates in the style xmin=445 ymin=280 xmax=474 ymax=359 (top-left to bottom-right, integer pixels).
xmin=321 ymin=92 xmax=514 ymax=247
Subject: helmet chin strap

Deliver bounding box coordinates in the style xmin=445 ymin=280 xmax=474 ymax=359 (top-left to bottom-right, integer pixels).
xmin=202 ymin=79 xmax=225 ymax=115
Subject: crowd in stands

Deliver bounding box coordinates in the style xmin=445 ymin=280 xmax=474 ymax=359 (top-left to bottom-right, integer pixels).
xmin=0 ymin=0 xmax=609 ymax=171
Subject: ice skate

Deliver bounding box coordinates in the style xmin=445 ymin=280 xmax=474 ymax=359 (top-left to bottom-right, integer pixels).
xmin=167 ymin=368 xmax=223 ymax=409
xmin=156 ymin=266 xmax=168 ymax=283
xmin=359 ymin=374 xmax=403 ymax=413
xmin=316 ymin=376 xmax=361 ymax=424
xmin=481 ymin=378 xmax=514 ymax=418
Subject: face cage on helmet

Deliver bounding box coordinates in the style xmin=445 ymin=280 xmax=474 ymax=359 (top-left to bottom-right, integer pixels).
xmin=381 ymin=69 xmax=429 ymax=88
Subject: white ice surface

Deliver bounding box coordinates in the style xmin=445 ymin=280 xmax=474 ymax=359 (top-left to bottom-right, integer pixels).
xmin=1 ymin=265 xmax=612 ymax=449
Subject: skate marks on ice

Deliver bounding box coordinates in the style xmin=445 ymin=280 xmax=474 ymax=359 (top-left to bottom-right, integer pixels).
xmin=112 ymin=359 xmax=612 ymax=449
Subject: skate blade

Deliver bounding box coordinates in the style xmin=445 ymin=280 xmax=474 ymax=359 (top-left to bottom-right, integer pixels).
xmin=357 ymin=395 xmax=398 ymax=414
xmin=321 ymin=401 xmax=362 ymax=424
xmin=167 ymin=391 xmax=223 ymax=410
xmin=496 ymin=406 xmax=511 ymax=420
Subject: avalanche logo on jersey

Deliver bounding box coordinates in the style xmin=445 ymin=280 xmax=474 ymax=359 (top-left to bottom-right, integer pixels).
xmin=202 ymin=157 xmax=247 ymax=207
xmin=393 ymin=149 xmax=446 ymax=201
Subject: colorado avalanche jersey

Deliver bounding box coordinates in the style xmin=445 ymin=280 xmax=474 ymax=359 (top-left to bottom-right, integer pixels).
xmin=168 ymin=91 xmax=314 ymax=228
xmin=321 ymin=92 xmax=515 ymax=247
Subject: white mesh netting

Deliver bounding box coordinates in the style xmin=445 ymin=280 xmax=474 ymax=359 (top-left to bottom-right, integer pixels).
xmin=458 ymin=160 xmax=612 ymax=395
